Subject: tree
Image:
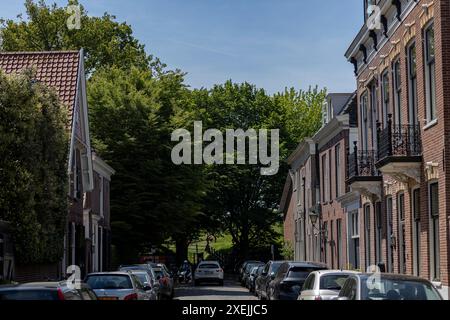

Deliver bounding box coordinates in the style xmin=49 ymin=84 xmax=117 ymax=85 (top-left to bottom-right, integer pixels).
xmin=87 ymin=66 xmax=208 ymax=263
xmin=0 ymin=69 xmax=69 ymax=264
xmin=191 ymin=81 xmax=326 ymax=260
xmin=0 ymin=0 xmax=158 ymax=74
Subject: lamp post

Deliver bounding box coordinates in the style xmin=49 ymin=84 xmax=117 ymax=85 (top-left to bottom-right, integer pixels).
xmin=309 ymin=204 xmax=327 ymax=263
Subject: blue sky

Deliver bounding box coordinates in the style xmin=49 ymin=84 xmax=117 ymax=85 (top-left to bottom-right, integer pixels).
xmin=1 ymin=0 xmax=364 ymax=94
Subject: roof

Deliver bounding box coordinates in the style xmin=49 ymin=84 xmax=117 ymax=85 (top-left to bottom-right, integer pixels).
xmin=327 ymin=93 xmax=354 ymax=117
xmin=0 ymin=50 xmax=81 ymax=126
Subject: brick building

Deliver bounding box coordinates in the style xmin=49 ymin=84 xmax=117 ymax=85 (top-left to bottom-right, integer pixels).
xmin=281 ymin=93 xmax=357 ymax=267
xmin=344 ymin=0 xmax=450 ymax=299
xmin=0 ymin=50 xmax=114 ymax=282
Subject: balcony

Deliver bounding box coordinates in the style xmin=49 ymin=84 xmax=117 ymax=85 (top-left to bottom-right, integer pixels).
xmin=375 ymin=114 xmax=423 ymax=183
xmin=347 ymin=143 xmax=382 ymax=201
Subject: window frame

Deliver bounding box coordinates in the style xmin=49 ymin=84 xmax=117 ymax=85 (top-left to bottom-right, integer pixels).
xmin=392 ymin=58 xmax=402 ymax=126
xmin=424 ymin=22 xmax=437 ymax=123
xmin=381 ymin=69 xmax=390 ymax=128
xmin=407 ymin=41 xmax=418 ymax=126
xmin=428 ymin=181 xmax=440 ymax=281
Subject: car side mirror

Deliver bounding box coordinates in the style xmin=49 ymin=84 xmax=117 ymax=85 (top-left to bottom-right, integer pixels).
xmin=270 ymin=272 xmax=275 ymax=280
xmin=261 ymin=272 xmax=268 ymax=277
xmin=143 ymin=285 xmax=152 ymax=291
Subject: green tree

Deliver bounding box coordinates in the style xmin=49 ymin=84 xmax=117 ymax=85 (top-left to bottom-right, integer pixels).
xmin=0 ymin=0 xmax=157 ymax=74
xmin=87 ymin=66 xmax=208 ymax=263
xmin=0 ymin=69 xmax=69 ymax=264
xmin=191 ymin=81 xmax=325 ymax=260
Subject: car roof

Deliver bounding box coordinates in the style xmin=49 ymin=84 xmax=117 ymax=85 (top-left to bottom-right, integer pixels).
xmin=285 ymin=261 xmax=328 ymax=268
xmin=312 ymin=270 xmax=358 ymax=276
xmin=87 ymin=272 xmax=132 ymax=276
xmin=356 ymin=273 xmax=433 ymax=282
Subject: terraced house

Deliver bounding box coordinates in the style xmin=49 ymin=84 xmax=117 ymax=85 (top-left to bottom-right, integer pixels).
xmin=283 ymin=0 xmax=450 ymax=300
xmin=281 ymin=93 xmax=357 ymax=268
xmin=0 ymin=50 xmax=114 ymax=282
xmin=344 ymin=0 xmax=450 ymax=299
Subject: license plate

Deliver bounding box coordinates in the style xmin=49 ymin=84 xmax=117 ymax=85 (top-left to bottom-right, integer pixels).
xmin=98 ymin=297 xmax=119 ymax=301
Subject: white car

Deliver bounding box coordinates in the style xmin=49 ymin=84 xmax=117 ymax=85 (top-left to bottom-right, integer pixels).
xmin=194 ymin=261 xmax=224 ymax=286
xmin=298 ymin=270 xmax=358 ymax=301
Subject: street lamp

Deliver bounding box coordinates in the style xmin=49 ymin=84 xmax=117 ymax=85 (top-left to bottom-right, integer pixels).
xmin=309 ymin=209 xmax=319 ymax=226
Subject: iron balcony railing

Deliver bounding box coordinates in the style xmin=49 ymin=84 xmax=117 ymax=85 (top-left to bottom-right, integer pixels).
xmin=376 ymin=114 xmax=422 ymax=162
xmin=347 ymin=142 xmax=380 ymax=181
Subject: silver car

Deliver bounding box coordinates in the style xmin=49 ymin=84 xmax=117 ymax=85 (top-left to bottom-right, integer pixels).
xmin=129 ymin=271 xmax=158 ymax=300
xmin=85 ymin=272 xmax=152 ymax=300
xmin=299 ymin=270 xmax=358 ymax=300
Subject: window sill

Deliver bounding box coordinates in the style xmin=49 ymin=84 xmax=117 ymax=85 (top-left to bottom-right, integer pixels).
xmin=423 ymin=119 xmax=438 ymax=131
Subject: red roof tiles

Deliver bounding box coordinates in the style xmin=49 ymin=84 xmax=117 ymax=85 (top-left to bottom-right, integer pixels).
xmin=0 ymin=50 xmax=81 ymax=126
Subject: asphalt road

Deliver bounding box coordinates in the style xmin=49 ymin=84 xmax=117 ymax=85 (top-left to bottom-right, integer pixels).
xmin=174 ymin=277 xmax=258 ymax=300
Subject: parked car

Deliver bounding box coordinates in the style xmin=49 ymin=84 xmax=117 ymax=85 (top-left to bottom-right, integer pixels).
xmin=242 ymin=262 xmax=265 ymax=287
xmin=299 ymin=270 xmax=357 ymax=300
xmin=267 ymin=262 xmax=328 ymax=300
xmin=129 ymin=270 xmax=158 ymax=300
xmin=194 ymin=261 xmax=224 ymax=286
xmin=238 ymin=261 xmax=263 ymax=283
xmin=153 ymin=265 xmax=175 ymax=299
xmin=0 ymin=281 xmax=97 ymax=300
xmin=85 ymin=272 xmax=153 ymax=300
xmin=118 ymin=264 xmax=160 ymax=299
xmin=255 ymin=260 xmax=284 ymax=300
xmin=248 ymin=266 xmax=264 ymax=294
xmin=336 ymin=273 xmax=443 ymax=301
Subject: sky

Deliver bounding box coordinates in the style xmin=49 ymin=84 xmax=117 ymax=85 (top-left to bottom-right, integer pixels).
xmin=1 ymin=0 xmax=364 ymax=94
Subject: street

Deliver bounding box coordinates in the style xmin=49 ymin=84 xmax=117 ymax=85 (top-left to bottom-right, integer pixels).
xmin=175 ymin=277 xmax=258 ymax=301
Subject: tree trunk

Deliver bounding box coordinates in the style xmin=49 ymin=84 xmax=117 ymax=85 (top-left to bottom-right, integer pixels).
xmin=175 ymin=237 xmax=189 ymax=266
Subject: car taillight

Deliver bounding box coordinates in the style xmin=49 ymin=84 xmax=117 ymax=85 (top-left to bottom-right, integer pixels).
xmin=57 ymin=288 xmax=65 ymax=301
xmin=314 ymin=296 xmax=322 ymax=301
xmin=124 ymin=293 xmax=138 ymax=300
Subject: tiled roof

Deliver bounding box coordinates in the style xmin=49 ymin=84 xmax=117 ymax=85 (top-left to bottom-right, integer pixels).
xmin=0 ymin=50 xmax=81 ymax=126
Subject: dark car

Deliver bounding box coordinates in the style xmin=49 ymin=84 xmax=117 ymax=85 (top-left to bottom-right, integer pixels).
xmin=242 ymin=262 xmax=265 ymax=287
xmin=337 ymin=273 xmax=443 ymax=301
xmin=0 ymin=281 xmax=97 ymax=300
xmin=267 ymin=262 xmax=328 ymax=300
xmin=248 ymin=265 xmax=265 ymax=294
xmin=255 ymin=260 xmax=284 ymax=300
xmin=238 ymin=261 xmax=263 ymax=284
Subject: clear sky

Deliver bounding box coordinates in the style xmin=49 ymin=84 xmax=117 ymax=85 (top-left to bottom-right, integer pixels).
xmin=1 ymin=0 xmax=364 ymax=94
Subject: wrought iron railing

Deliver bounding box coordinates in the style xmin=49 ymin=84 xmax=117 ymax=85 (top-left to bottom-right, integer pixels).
xmin=376 ymin=114 xmax=422 ymax=162
xmin=347 ymin=143 xmax=379 ymax=180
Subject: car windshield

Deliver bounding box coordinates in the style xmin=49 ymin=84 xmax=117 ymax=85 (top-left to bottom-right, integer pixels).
xmin=361 ymin=277 xmax=442 ymax=300
xmin=320 ymin=274 xmax=351 ymax=290
xmin=246 ymin=264 xmax=262 ymax=272
xmin=0 ymin=290 xmax=58 ymax=301
xmin=287 ymin=267 xmax=324 ymax=279
xmin=86 ymin=275 xmax=133 ymax=290
xmin=134 ymin=273 xmax=149 ymax=285
xmin=270 ymin=262 xmax=283 ymax=274
xmin=199 ymin=264 xmax=220 ymax=269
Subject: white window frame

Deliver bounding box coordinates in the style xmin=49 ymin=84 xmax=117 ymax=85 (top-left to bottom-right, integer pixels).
xmin=424 ymin=21 xmax=437 ymax=124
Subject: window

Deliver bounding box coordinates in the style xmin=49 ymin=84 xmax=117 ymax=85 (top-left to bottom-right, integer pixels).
xmin=398 ymin=193 xmax=406 ymax=274
xmin=407 ymin=42 xmax=418 ymax=126
xmin=375 ymin=202 xmax=382 ymax=264
xmin=381 ymin=70 xmax=390 ymax=127
xmin=429 ymin=182 xmax=440 ymax=280
xmin=330 ymin=220 xmax=335 ymax=269
xmin=424 ymin=23 xmax=436 ymax=123
xmin=361 ymin=92 xmax=369 ymax=150
xmin=329 ymin=150 xmax=332 ymax=200
xmin=393 ymin=59 xmax=402 ymax=126
xmin=412 ymin=188 xmax=421 ymax=276
xmin=0 ymin=234 xmax=4 ymax=280
xmin=364 ymin=204 xmax=371 ymax=269
xmin=323 ymin=221 xmax=328 ymax=264
xmin=321 ymin=154 xmax=327 ymax=202
xmin=99 ymin=176 xmax=104 ymax=217
xmin=335 ymin=144 xmax=341 ymax=197
xmin=369 ymin=82 xmax=378 ymax=148
xmin=351 ymin=211 xmax=359 ymax=238
xmin=337 ymin=219 xmax=342 ymax=269
xmin=386 ymin=197 xmax=394 ymax=273
xmin=350 ymin=210 xmax=360 ymax=270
